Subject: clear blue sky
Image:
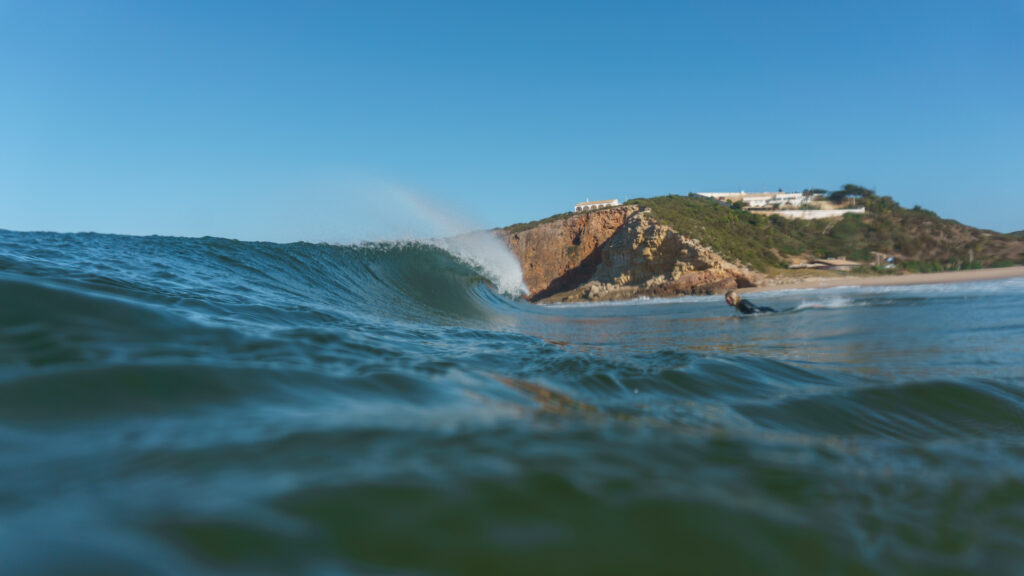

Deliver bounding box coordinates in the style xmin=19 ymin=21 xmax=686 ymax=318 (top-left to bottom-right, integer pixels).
xmin=2 ymin=0 xmax=1022 ymax=242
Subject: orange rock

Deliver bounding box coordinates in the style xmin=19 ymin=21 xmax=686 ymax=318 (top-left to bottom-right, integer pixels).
xmin=499 ymin=207 xmax=760 ymax=303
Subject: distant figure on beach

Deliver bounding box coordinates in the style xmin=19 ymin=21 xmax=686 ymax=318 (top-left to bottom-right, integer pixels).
xmin=725 ymin=290 xmax=776 ymax=315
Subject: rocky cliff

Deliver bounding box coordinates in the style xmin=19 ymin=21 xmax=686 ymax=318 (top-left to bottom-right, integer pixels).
xmin=500 ymin=207 xmax=759 ymax=303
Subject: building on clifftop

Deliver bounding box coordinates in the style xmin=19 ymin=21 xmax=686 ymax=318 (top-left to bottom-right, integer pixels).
xmin=697 ymin=191 xmax=806 ymax=209
xmin=574 ymin=198 xmax=620 ymax=212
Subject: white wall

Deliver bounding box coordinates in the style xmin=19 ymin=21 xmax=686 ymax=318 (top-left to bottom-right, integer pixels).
xmin=765 ymin=208 xmax=866 ymax=220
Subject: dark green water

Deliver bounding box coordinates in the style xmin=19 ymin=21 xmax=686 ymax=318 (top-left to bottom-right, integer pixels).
xmin=1 ymin=229 xmax=1023 ymax=575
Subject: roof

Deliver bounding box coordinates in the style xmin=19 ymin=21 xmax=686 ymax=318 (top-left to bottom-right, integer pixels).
xmin=698 ymin=191 xmax=801 ymax=198
xmin=574 ymin=199 xmax=619 ymax=206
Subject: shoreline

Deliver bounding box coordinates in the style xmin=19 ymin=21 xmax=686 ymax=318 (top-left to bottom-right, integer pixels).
xmin=744 ymin=266 xmax=1024 ymax=294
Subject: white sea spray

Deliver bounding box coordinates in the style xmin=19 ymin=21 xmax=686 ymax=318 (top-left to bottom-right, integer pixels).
xmin=434 ymin=231 xmax=527 ymax=297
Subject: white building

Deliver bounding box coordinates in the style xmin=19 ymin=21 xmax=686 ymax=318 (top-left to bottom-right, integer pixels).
xmin=770 ymin=207 xmax=866 ymax=220
xmin=697 ymin=191 xmax=806 ymax=209
xmin=696 ymin=191 xmax=747 ymax=202
xmin=574 ymin=199 xmax=620 ymax=212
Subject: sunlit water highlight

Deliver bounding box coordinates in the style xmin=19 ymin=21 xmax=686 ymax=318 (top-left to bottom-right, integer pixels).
xmin=1 ymin=229 xmax=1023 ymax=575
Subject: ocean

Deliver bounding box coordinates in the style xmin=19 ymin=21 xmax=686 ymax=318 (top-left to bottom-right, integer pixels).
xmin=1 ymin=229 xmax=1023 ymax=575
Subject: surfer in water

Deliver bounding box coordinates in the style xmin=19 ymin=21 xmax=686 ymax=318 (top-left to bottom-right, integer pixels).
xmin=725 ymin=290 xmax=776 ymax=315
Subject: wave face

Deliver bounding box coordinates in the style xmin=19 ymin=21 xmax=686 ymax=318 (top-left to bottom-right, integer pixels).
xmin=2 ymin=229 xmax=1024 ymax=575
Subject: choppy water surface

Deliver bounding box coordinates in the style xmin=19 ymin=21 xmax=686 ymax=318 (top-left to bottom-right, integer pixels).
xmin=1 ymin=229 xmax=1023 ymax=575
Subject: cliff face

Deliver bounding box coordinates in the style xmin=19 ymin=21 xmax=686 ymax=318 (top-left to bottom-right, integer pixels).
xmin=500 ymin=207 xmax=759 ymax=303
xmin=502 ymin=207 xmax=637 ymax=301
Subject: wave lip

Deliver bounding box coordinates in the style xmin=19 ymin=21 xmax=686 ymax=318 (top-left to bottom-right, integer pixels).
xmin=0 ymin=229 xmax=529 ymax=331
xmin=433 ymin=231 xmax=527 ymax=297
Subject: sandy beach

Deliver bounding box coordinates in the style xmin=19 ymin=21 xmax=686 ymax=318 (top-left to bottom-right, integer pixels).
xmin=746 ymin=266 xmax=1024 ymax=294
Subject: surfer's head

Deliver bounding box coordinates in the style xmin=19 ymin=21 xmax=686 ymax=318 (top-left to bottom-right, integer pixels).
xmin=725 ymin=290 xmax=741 ymax=307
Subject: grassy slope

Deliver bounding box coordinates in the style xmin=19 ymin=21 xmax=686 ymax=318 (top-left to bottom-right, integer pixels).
xmin=624 ymin=194 xmax=1024 ymax=272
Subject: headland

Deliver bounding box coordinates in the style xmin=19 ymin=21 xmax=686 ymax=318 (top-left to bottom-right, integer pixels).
xmin=498 ymin=186 xmax=1024 ymax=303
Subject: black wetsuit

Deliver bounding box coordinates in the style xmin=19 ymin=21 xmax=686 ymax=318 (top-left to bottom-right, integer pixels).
xmin=736 ymin=299 xmax=776 ymax=314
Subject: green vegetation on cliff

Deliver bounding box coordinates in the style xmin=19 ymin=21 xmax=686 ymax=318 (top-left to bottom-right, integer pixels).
xmin=622 ymin=187 xmax=1023 ymax=272
xmin=500 ymin=186 xmax=1023 ymax=273
xmin=503 ymin=212 xmax=573 ymax=235
xmin=622 ymin=195 xmax=783 ymax=270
